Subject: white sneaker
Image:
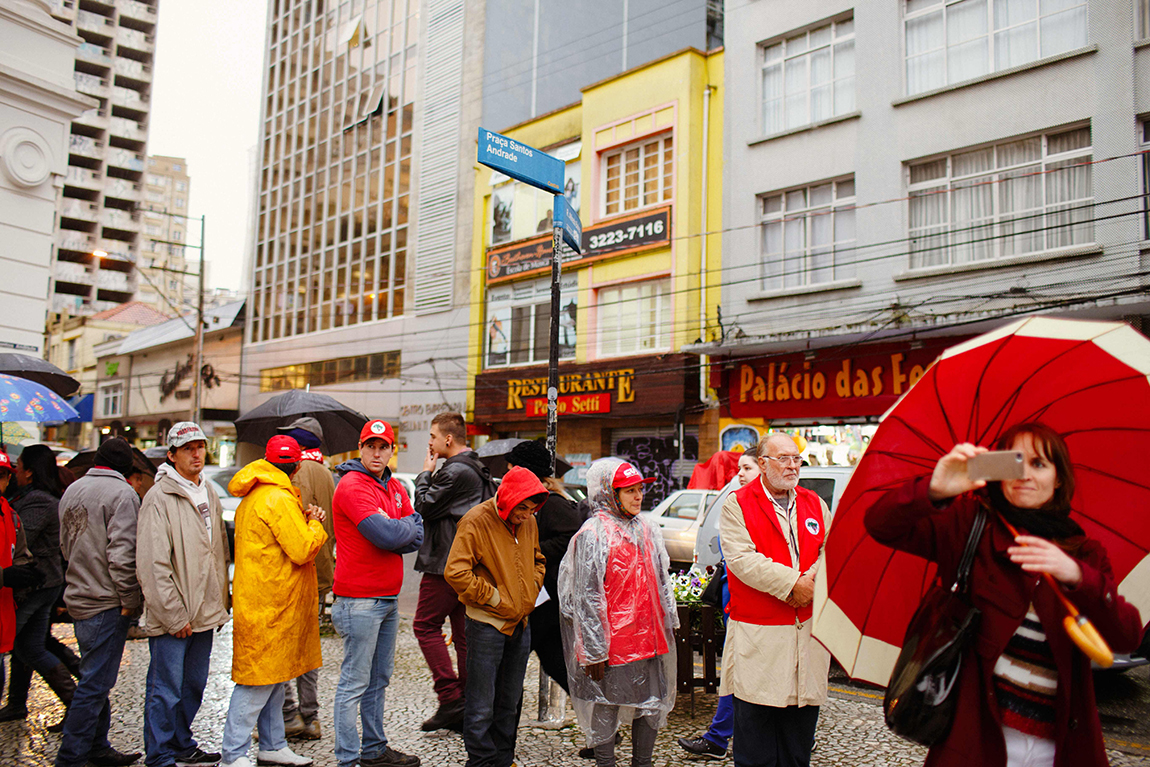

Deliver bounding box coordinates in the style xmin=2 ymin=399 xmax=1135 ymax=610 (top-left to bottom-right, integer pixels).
xmin=222 ymin=758 xmax=253 ymax=767
xmin=256 ymin=747 xmax=313 ymax=767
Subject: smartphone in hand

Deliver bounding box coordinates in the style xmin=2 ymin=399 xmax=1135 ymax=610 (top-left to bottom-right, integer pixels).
xmin=966 ymin=450 xmax=1024 ymax=481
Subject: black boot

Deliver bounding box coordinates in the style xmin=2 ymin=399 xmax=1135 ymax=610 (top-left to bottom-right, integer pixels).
xmin=0 ymin=656 xmax=32 ymax=721
xmin=41 ymin=662 xmax=75 ymax=733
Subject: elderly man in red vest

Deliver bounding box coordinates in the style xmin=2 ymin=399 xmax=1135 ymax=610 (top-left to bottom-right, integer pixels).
xmin=718 ymin=433 xmax=831 ymax=767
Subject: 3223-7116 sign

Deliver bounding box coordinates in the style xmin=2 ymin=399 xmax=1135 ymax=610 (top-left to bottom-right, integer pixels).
xmin=486 ymin=206 xmax=670 ymax=284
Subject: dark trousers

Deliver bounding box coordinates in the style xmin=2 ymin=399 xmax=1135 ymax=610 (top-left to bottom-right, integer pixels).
xmin=143 ymin=630 xmax=213 ymax=767
xmin=529 ymin=599 xmax=568 ymax=693
xmin=413 ymin=573 xmax=467 ymax=705
xmin=732 ymin=698 xmax=819 ymax=767
xmin=54 ymin=608 xmax=131 ymax=767
xmin=463 ymin=618 xmax=531 ymax=767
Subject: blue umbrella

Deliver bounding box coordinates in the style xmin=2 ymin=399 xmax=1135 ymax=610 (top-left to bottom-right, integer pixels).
xmin=0 ymin=373 xmax=81 ymax=423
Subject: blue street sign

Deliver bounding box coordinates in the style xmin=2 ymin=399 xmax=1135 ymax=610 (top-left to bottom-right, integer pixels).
xmin=553 ymin=193 xmax=582 ymax=254
xmin=477 ymin=127 xmax=563 ymax=193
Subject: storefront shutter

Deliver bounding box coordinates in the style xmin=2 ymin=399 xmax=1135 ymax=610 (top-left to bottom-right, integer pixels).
xmin=610 ymin=426 xmax=698 ymax=509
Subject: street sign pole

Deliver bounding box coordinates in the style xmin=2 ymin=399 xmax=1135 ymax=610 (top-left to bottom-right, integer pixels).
xmin=477 ymin=127 xmax=577 ymax=474
xmin=547 ymin=223 xmax=562 ymax=477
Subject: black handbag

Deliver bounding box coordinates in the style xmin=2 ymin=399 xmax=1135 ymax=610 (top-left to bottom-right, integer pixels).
xmin=883 ymin=507 xmax=987 ymax=746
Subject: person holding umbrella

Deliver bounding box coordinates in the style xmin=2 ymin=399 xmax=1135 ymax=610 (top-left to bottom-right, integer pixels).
xmin=1 ymin=449 xmax=38 ymax=715
xmin=1 ymin=444 xmax=74 ymax=728
xmin=275 ymin=417 xmax=336 ymax=742
xmin=865 ymin=422 xmax=1143 ymax=767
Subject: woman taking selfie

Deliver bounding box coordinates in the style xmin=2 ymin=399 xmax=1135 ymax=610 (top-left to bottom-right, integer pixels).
xmin=865 ymin=422 xmax=1143 ymax=767
xmin=559 ymin=459 xmax=677 ymax=767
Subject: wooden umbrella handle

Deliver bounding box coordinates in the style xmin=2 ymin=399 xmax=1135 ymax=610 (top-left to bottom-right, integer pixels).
xmin=1000 ymin=517 xmax=1114 ymax=668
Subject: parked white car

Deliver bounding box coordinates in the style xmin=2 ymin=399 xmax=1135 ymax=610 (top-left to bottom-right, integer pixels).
xmin=646 ymin=489 xmax=720 ymax=571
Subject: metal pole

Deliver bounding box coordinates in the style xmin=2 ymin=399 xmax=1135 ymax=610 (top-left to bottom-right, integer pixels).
xmin=191 ymin=215 xmax=205 ymax=424
xmin=547 ymin=223 xmax=562 ymax=474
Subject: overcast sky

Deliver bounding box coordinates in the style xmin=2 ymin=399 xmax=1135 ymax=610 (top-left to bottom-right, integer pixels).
xmin=146 ymin=0 xmax=268 ymax=292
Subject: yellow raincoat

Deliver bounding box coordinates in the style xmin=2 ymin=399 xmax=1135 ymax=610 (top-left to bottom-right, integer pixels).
xmin=228 ymin=460 xmax=328 ymax=685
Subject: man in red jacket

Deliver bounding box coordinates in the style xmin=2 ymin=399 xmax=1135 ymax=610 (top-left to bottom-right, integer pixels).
xmin=330 ymin=420 xmax=423 ymax=767
xmin=719 ymin=433 xmax=830 ymax=767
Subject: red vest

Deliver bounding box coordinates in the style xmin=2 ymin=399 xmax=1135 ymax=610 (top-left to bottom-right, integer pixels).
xmin=727 ymin=481 xmax=825 ymax=626
xmin=0 ymin=497 xmax=19 ymax=654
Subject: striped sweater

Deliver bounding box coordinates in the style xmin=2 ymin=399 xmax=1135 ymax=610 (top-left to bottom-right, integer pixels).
xmin=992 ymin=607 xmax=1058 ymax=739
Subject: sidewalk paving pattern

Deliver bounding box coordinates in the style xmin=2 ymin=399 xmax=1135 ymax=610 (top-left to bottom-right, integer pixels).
xmin=2 ymin=619 xmax=1147 ymax=766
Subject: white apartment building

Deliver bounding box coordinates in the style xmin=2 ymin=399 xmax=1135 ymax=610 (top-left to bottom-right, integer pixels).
xmin=48 ymin=0 xmax=159 ymax=315
xmin=1 ymin=0 xmax=93 ymax=354
xmin=137 ymin=154 xmax=192 ymax=313
xmin=704 ymin=0 xmax=1150 ymax=434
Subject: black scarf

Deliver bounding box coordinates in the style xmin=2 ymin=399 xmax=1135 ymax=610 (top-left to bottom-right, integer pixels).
xmin=983 ymin=487 xmax=1085 ymax=544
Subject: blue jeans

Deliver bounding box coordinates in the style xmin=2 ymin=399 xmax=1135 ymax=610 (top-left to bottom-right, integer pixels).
xmin=54 ymin=608 xmax=131 ymax=767
xmin=331 ymin=596 xmax=400 ymax=767
xmin=463 ymin=618 xmax=531 ymax=767
xmin=704 ymin=695 xmax=735 ymax=750
xmin=144 ymin=630 xmax=214 ymax=767
xmin=222 ymin=683 xmax=286 ymax=763
xmin=14 ymin=584 xmax=63 ymax=673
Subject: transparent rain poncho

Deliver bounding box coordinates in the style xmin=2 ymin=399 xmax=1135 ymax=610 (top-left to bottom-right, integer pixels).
xmin=558 ymin=458 xmax=679 ymax=747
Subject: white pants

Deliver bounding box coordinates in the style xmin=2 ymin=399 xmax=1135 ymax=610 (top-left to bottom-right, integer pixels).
xmin=1003 ymin=724 xmax=1056 ymax=767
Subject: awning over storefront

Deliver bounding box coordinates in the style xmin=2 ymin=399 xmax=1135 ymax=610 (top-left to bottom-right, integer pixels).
xmin=68 ymin=393 xmax=94 ymax=423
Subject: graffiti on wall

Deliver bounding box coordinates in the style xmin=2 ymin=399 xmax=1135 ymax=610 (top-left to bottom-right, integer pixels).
xmin=614 ymin=435 xmax=699 ymax=510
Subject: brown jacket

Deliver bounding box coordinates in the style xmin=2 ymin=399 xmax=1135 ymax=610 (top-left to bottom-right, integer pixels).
xmin=292 ymin=459 xmax=336 ymax=595
xmin=445 ymin=496 xmax=546 ymax=636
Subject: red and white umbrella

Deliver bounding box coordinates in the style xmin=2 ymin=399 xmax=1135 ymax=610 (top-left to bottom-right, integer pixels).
xmin=813 ymin=316 xmax=1150 ymax=685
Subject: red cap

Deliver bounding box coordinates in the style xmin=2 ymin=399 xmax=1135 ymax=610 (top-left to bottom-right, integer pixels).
xmin=0 ymin=451 xmax=10 ymax=474
xmin=612 ymin=462 xmax=655 ymax=489
xmin=266 ymin=435 xmax=302 ymax=463
xmin=359 ymin=419 xmax=395 ymax=447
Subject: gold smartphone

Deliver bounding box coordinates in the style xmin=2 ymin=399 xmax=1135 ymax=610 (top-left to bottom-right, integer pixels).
xmin=967 ymin=451 xmax=1025 ymax=481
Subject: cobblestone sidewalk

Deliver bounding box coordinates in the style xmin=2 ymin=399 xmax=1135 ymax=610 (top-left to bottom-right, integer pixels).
xmin=2 ymin=619 xmax=1147 ymax=766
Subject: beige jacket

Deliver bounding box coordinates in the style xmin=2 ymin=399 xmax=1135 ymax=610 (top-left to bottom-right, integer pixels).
xmin=292 ymin=459 xmax=336 ymax=595
xmin=136 ymin=470 xmax=230 ymax=636
xmin=717 ymin=486 xmax=831 ymax=707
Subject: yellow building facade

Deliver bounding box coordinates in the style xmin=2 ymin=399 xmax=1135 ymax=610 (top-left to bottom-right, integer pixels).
xmin=468 ymin=47 xmax=723 ymax=498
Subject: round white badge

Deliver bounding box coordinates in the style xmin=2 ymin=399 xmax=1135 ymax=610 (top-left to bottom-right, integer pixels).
xmin=371 ymin=422 xmax=385 ymax=434
xmin=805 ymin=518 xmax=820 ymax=535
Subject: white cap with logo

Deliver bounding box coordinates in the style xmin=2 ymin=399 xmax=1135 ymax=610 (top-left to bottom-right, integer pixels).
xmin=168 ymin=421 xmax=207 ymax=448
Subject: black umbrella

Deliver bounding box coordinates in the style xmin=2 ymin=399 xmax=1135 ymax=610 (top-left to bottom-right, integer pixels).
xmin=477 ymin=438 xmax=573 ymax=479
xmin=235 ymin=389 xmax=368 ymax=455
xmin=0 ymin=353 xmax=80 ymax=397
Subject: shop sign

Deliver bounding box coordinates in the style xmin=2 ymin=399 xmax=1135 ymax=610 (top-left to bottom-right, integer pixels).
xmin=728 ymin=339 xmax=964 ymax=420
xmin=525 ymin=392 xmax=610 ymax=417
xmin=474 ymin=353 xmax=697 ymax=423
xmin=486 ymin=206 xmax=670 ymax=284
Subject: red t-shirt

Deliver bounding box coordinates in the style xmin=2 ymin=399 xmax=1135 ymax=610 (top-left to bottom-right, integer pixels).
xmin=332 ymin=468 xmax=414 ymax=598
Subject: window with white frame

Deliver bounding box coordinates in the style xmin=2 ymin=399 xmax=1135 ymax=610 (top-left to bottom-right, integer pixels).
xmin=760 ymin=178 xmax=857 ymax=291
xmin=907 ymin=126 xmax=1092 ymax=269
xmin=602 ymin=135 xmax=673 ymax=217
xmin=485 ymin=275 xmax=577 ymax=367
xmin=904 ymin=0 xmax=1087 ymax=96
xmin=1141 ymin=121 xmax=1150 ymax=239
xmin=761 ymin=17 xmax=855 ymax=135
xmin=100 ymin=383 xmax=123 ymax=418
xmin=597 ymin=278 xmax=671 ymax=357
